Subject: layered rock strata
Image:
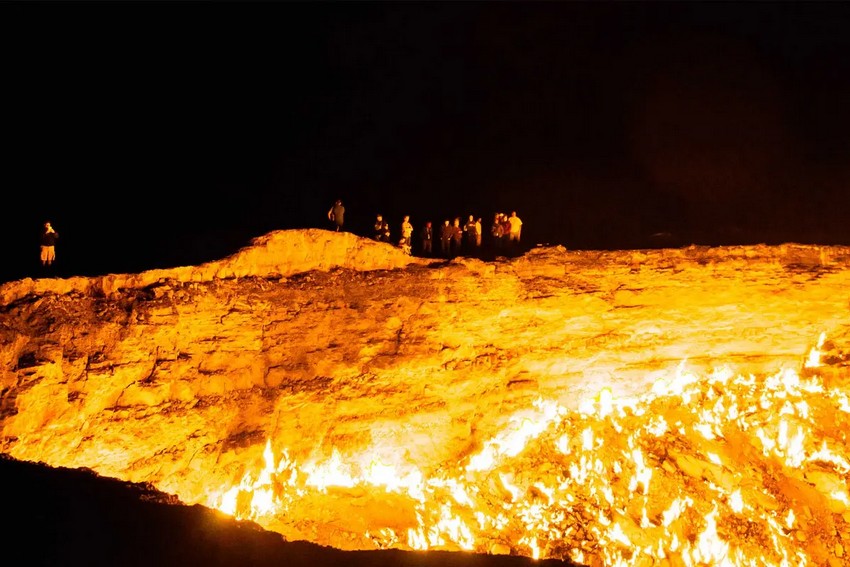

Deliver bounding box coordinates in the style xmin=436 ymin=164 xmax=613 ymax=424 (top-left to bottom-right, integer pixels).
xmin=2 ymin=229 xmax=850 ymax=556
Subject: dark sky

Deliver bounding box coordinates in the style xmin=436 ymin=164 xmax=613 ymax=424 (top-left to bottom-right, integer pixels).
xmin=3 ymin=2 xmax=850 ymax=282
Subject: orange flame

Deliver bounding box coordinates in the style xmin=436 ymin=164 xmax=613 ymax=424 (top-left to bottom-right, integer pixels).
xmin=208 ymin=334 xmax=846 ymax=566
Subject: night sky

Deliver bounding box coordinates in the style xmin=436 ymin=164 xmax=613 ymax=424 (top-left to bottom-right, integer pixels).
xmin=3 ymin=2 xmax=850 ymax=283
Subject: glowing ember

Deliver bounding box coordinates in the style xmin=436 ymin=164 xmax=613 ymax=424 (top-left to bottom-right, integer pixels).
xmin=205 ymin=334 xmax=850 ymax=566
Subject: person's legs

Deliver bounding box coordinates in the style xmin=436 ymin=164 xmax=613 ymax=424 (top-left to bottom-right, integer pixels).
xmin=508 ymin=234 xmax=520 ymax=256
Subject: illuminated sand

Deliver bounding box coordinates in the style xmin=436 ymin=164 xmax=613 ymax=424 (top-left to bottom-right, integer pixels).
xmin=2 ymin=230 xmax=850 ymax=566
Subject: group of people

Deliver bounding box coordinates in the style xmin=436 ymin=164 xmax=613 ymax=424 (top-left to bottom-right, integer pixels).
xmin=34 ymin=200 xmax=520 ymax=274
xmin=372 ymin=211 xmax=523 ymax=258
xmin=328 ymin=199 xmax=524 ymax=258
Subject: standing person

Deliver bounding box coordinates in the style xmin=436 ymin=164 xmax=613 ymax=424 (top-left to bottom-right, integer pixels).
xmin=327 ymin=199 xmax=345 ymax=231
xmin=40 ymin=221 xmax=59 ymax=267
xmin=419 ymin=221 xmax=433 ymax=256
xmin=491 ymin=213 xmax=505 ymax=254
xmin=374 ymin=214 xmax=390 ymax=242
xmin=399 ymin=215 xmax=414 ymax=254
xmin=501 ymin=213 xmax=512 ymax=248
xmin=451 ymin=217 xmax=464 ymax=257
xmin=475 ymin=217 xmax=482 ymax=248
xmin=400 ymin=215 xmax=413 ymax=244
xmin=439 ymin=220 xmax=452 ymax=257
xmin=464 ymin=215 xmax=478 ymax=254
xmin=508 ymin=211 xmax=523 ymax=243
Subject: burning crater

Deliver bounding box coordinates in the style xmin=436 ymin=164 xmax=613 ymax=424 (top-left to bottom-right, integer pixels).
xmin=2 ymin=229 xmax=850 ymax=566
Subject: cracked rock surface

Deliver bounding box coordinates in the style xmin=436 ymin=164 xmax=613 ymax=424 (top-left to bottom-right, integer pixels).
xmin=2 ymin=229 xmax=850 ymax=550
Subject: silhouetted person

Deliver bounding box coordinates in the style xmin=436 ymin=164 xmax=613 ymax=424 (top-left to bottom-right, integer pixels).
xmin=464 ymin=215 xmax=478 ymax=254
xmin=327 ymin=199 xmax=345 ymax=231
xmin=439 ymin=220 xmax=452 ymax=257
xmin=374 ymin=214 xmax=390 ymax=242
xmin=491 ymin=213 xmax=505 ymax=254
xmin=501 ymin=213 xmax=512 ymax=250
xmin=420 ymin=221 xmax=433 ymax=256
xmin=40 ymin=221 xmax=58 ymax=267
xmin=451 ymin=217 xmax=463 ymax=257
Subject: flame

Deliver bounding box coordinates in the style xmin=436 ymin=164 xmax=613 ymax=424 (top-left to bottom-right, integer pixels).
xmin=804 ymin=331 xmax=826 ymax=368
xmin=206 ymin=333 xmax=847 ymax=566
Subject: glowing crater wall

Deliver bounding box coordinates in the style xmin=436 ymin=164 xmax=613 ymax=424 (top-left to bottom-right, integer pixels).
xmin=2 ymin=231 xmax=850 ymax=564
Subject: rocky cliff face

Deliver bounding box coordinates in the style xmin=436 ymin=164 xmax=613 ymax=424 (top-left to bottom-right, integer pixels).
xmin=2 ymin=229 xmax=850 ymax=563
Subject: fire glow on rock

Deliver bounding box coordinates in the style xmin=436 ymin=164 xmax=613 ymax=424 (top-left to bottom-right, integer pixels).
xmin=208 ymin=334 xmax=849 ymax=566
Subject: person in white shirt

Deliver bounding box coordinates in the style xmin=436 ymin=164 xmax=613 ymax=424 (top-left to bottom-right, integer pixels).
xmin=399 ymin=215 xmax=414 ymax=254
xmin=508 ymin=211 xmax=523 ymax=242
